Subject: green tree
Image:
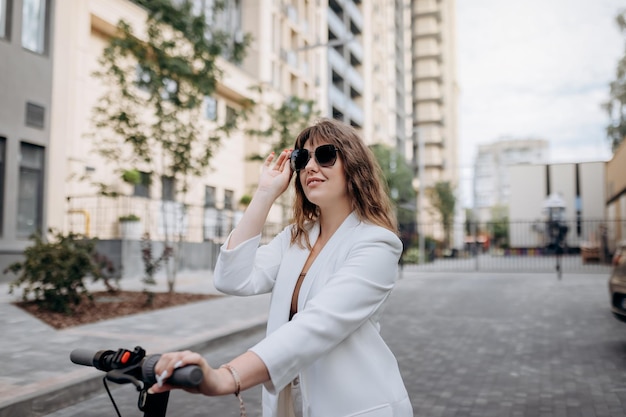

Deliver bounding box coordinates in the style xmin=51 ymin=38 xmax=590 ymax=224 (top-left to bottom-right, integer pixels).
xmin=90 ymin=0 xmax=251 ymax=293
xmin=603 ymin=8 xmax=626 ymax=151
xmin=428 ymin=181 xmax=456 ymax=248
xmin=490 ymin=204 xmax=509 ymax=249
xmin=246 ymin=93 xmax=319 ymax=224
xmin=247 ymin=93 xmax=319 ymax=157
xmin=369 ymin=144 xmax=416 ymax=231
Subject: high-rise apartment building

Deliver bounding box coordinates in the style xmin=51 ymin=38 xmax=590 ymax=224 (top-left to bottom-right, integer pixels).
xmin=241 ymin=0 xmax=325 ymax=103
xmin=326 ymin=0 xmax=364 ymax=129
xmin=410 ymin=0 xmax=459 ymax=229
xmin=363 ymin=0 xmax=412 ymax=152
xmin=0 ymin=0 xmax=55 ymax=273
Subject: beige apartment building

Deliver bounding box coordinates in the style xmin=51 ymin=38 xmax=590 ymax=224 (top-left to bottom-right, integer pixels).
xmin=410 ymin=0 xmax=459 ymax=236
xmin=607 ymin=138 xmax=626 ymax=243
xmin=0 ymin=0 xmax=431 ymax=277
xmin=363 ymin=0 xmax=412 ymax=152
xmin=50 ymin=0 xmax=267 ymax=245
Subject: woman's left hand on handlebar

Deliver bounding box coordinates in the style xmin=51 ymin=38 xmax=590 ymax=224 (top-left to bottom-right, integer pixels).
xmin=148 ymin=350 xmax=222 ymax=396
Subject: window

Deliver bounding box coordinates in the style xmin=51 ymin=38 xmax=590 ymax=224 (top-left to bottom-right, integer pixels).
xmin=203 ymin=185 xmax=218 ymax=240
xmin=22 ymin=0 xmax=48 ymax=54
xmin=161 ymin=176 xmax=175 ymax=201
xmin=204 ymin=185 xmax=216 ymax=207
xmin=25 ymin=102 xmax=45 ymax=128
xmin=133 ymin=171 xmax=151 ymax=198
xmin=0 ymin=0 xmax=11 ymax=40
xmin=0 ymin=137 xmax=5 ymax=235
xmin=224 ymin=189 xmax=234 ymax=210
xmin=161 ymin=78 xmax=178 ymax=101
xmin=225 ymin=105 xmax=237 ymax=125
xmin=203 ymin=96 xmax=217 ymax=121
xmin=17 ymin=142 xmax=44 ymax=238
xmin=135 ymin=64 xmax=151 ymax=91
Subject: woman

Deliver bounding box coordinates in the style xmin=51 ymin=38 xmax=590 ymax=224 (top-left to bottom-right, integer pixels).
xmin=150 ymin=118 xmax=413 ymax=417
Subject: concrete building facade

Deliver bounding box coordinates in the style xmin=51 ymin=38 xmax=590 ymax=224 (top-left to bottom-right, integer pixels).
xmin=410 ymin=0 xmax=459 ymax=239
xmin=0 ymin=0 xmax=55 ymax=272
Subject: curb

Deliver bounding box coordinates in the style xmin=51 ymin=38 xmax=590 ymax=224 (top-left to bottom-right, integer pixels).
xmin=0 ymin=319 xmax=267 ymax=417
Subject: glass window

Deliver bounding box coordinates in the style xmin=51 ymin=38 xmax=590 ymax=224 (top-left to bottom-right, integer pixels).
xmin=22 ymin=0 xmax=47 ymax=54
xmin=17 ymin=142 xmax=44 ymax=238
xmin=0 ymin=0 xmax=11 ymax=40
xmin=135 ymin=64 xmax=151 ymax=91
xmin=0 ymin=137 xmax=5 ymax=235
xmin=161 ymin=176 xmax=175 ymax=201
xmin=225 ymin=105 xmax=237 ymax=125
xmin=133 ymin=171 xmax=151 ymax=198
xmin=203 ymin=96 xmax=217 ymax=121
xmin=224 ymin=189 xmax=234 ymax=210
xmin=204 ymin=185 xmax=216 ymax=207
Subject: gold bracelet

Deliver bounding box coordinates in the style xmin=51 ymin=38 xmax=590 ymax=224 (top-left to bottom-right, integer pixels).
xmin=220 ymin=364 xmax=247 ymax=417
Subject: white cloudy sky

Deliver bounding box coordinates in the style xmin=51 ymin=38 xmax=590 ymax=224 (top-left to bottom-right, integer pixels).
xmin=456 ymin=0 xmax=624 ymax=206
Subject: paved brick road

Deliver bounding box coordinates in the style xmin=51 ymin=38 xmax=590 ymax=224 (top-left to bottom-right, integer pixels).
xmin=384 ymin=271 xmax=626 ymax=417
xmin=45 ymin=271 xmax=626 ymax=417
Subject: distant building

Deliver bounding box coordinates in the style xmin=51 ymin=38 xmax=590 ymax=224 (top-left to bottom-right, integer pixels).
xmin=472 ymin=138 xmax=549 ymax=223
xmin=508 ymin=161 xmax=606 ymax=250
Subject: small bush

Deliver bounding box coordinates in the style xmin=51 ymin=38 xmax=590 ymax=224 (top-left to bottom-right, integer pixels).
xmin=5 ymin=229 xmax=111 ymax=314
xmin=401 ymin=247 xmax=422 ymax=264
xmin=119 ymin=213 xmax=141 ymax=222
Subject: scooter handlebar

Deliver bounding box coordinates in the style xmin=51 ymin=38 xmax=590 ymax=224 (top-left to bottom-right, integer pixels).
xmin=69 ymin=348 xmax=203 ymax=388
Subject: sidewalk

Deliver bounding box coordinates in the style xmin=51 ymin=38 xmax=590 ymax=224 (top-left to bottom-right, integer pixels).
xmin=0 ymin=270 xmax=271 ymax=417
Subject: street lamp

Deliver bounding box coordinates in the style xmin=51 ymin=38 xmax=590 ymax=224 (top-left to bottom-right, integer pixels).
xmin=293 ymin=36 xmax=358 ymax=53
xmin=414 ymin=127 xmax=425 ymax=264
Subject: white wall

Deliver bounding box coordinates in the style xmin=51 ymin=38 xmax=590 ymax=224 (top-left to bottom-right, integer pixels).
xmin=508 ymin=164 xmax=546 ymax=247
xmin=579 ymin=162 xmax=605 ymax=220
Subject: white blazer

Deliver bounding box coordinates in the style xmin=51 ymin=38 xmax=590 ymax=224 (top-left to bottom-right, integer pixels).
xmin=214 ymin=212 xmax=413 ymax=417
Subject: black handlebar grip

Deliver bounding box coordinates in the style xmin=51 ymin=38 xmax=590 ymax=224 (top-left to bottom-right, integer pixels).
xmin=70 ymin=349 xmax=98 ymax=367
xmin=142 ymin=354 xmax=204 ymax=387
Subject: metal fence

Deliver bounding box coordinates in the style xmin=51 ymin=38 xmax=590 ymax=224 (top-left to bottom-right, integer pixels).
xmin=66 ymin=195 xmax=623 ymax=274
xmin=399 ymin=218 xmax=624 ymax=274
xmin=66 ymin=195 xmax=284 ymax=244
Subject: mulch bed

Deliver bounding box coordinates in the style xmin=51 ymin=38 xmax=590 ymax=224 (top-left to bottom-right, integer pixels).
xmin=14 ymin=291 xmax=219 ymax=329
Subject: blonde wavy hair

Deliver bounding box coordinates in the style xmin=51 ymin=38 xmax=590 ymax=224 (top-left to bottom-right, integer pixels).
xmin=290 ymin=118 xmax=398 ymax=248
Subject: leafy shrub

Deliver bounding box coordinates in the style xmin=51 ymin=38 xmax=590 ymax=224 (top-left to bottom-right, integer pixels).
xmin=140 ymin=233 xmax=173 ymax=306
xmin=121 ymin=168 xmax=141 ymax=185
xmin=5 ymin=229 xmax=111 ymax=314
xmin=401 ymin=247 xmax=422 ymax=265
xmin=119 ymin=213 xmax=141 ymax=222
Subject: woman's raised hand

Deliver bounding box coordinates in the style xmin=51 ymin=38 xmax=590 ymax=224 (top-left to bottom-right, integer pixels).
xmin=226 ymin=149 xmax=294 ymax=248
xmin=256 ymin=149 xmax=293 ymax=200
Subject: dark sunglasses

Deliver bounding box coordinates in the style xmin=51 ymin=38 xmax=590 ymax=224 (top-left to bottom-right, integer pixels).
xmin=290 ymin=144 xmax=340 ymax=172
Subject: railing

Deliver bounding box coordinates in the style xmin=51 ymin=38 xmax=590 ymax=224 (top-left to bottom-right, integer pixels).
xmin=66 ymin=195 xmax=623 ymax=275
xmin=66 ymin=195 xmax=285 ymax=244
xmin=399 ymin=219 xmax=624 ymax=274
